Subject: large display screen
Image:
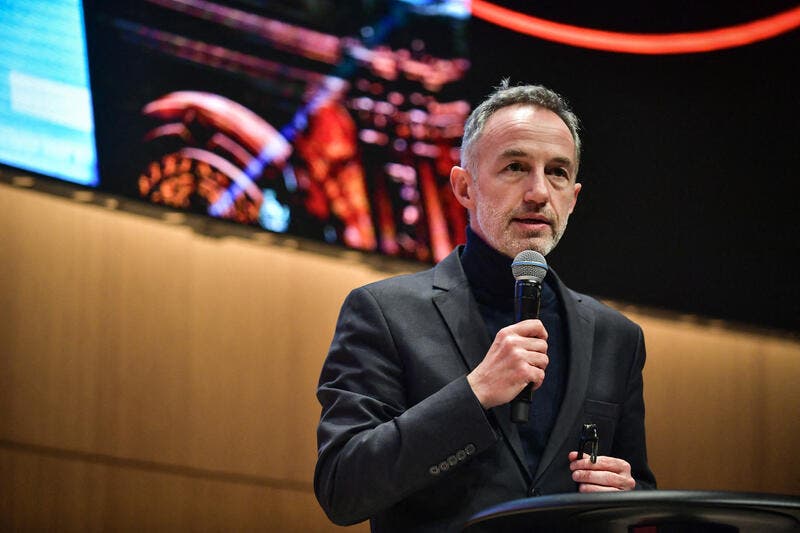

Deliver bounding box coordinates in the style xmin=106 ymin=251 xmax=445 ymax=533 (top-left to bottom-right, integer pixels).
xmin=0 ymin=0 xmax=98 ymax=186
xmin=83 ymin=0 xmax=471 ymax=263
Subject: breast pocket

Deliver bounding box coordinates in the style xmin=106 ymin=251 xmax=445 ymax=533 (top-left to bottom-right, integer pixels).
xmin=582 ymin=399 xmax=620 ymax=456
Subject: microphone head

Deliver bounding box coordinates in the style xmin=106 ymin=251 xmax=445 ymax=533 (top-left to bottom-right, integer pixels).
xmin=511 ymin=250 xmax=548 ymax=282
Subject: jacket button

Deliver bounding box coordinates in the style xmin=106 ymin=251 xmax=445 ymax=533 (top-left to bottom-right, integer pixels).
xmin=429 ymin=465 xmax=440 ymax=475
xmin=464 ymin=443 xmax=476 ymax=455
xmin=439 ymin=461 xmax=450 ymax=472
xmin=456 ymin=450 xmax=467 ymax=461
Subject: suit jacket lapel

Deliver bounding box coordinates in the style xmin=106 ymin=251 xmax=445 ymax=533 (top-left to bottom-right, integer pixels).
xmin=431 ymin=248 xmax=531 ymax=480
xmin=533 ymin=272 xmax=595 ymax=483
xmin=431 ymin=249 xmax=489 ymax=372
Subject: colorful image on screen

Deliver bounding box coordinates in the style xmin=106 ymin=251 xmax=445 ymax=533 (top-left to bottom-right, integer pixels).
xmin=84 ymin=0 xmax=471 ymax=262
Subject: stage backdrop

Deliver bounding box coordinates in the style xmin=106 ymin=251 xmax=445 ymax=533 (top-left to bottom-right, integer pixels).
xmin=78 ymin=0 xmax=800 ymax=331
xmin=2 ymin=1 xmax=797 ymax=330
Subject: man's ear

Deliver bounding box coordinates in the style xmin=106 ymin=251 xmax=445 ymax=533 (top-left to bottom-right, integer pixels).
xmin=450 ymin=166 xmax=475 ymax=210
xmin=568 ymin=181 xmax=582 ymax=215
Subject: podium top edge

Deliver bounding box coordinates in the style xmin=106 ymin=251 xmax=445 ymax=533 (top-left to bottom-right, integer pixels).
xmin=465 ymin=489 xmax=800 ymax=527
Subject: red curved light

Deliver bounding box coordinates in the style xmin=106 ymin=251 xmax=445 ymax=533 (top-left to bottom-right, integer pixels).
xmin=471 ymin=1 xmax=800 ymax=54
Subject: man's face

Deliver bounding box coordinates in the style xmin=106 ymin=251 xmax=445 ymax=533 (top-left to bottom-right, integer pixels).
xmin=451 ymin=104 xmax=582 ymax=258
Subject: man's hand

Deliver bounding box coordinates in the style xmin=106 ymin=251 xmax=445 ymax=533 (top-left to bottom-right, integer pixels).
xmin=467 ymin=319 xmax=548 ymax=409
xmin=568 ymin=452 xmax=636 ymax=492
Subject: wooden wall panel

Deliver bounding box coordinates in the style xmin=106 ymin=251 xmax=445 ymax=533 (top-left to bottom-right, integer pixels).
xmin=0 ymin=181 xmax=381 ymax=531
xmin=0 ymin=445 xmax=359 ymax=532
xmin=630 ymin=313 xmax=800 ymax=494
xmin=1 ymin=179 xmax=798 ymax=531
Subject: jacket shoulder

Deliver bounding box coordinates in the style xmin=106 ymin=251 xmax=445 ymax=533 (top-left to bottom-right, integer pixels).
xmin=351 ymin=247 xmax=464 ymax=302
xmin=354 ymin=267 xmax=435 ymax=301
xmin=565 ymin=286 xmax=642 ymax=333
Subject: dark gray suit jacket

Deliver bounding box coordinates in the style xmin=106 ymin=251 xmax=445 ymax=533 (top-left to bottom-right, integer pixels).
xmin=315 ymin=248 xmax=656 ymax=532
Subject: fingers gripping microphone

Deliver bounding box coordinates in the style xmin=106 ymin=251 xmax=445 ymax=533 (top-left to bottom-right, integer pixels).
xmin=510 ymin=250 xmax=548 ymax=424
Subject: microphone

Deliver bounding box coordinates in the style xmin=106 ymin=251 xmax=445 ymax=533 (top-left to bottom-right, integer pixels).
xmin=510 ymin=250 xmax=548 ymax=424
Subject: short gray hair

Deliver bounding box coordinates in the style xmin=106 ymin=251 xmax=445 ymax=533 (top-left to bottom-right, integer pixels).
xmin=460 ymin=80 xmax=581 ymax=175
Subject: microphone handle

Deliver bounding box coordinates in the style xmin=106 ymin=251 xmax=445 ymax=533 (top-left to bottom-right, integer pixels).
xmin=510 ymin=279 xmax=542 ymax=424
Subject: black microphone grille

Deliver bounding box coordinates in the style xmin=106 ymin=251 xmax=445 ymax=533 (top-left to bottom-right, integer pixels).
xmin=511 ymin=250 xmax=548 ymax=282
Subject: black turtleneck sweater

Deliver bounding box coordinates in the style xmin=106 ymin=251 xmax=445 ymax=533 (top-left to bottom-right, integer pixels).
xmin=459 ymin=226 xmax=568 ymax=477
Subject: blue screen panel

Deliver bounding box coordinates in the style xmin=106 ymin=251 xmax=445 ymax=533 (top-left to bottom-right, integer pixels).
xmin=0 ymin=0 xmax=98 ymax=186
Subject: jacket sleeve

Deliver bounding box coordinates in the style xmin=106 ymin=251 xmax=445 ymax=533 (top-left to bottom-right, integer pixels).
xmin=615 ymin=326 xmax=657 ymax=490
xmin=313 ymin=286 xmax=498 ymax=526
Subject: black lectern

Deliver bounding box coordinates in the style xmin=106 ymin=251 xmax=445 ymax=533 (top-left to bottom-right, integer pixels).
xmin=462 ymin=491 xmax=800 ymax=532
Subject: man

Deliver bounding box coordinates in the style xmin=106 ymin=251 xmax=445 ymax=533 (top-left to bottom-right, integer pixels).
xmin=315 ymin=81 xmax=656 ymax=532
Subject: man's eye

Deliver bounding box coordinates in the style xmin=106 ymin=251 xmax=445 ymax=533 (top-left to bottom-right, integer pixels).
xmin=506 ymin=162 xmax=526 ymax=172
xmin=549 ymin=167 xmax=569 ymax=178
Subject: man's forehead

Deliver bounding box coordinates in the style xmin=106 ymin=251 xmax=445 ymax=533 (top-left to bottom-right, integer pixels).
xmin=480 ymin=105 xmax=576 ymax=156
xmin=486 ymin=104 xmax=571 ymax=134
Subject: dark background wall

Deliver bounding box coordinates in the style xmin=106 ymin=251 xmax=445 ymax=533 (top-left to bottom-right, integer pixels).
xmin=466 ymin=2 xmax=799 ymax=332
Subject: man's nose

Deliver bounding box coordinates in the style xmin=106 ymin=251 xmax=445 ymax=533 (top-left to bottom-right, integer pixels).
xmin=522 ymin=169 xmax=549 ymax=204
